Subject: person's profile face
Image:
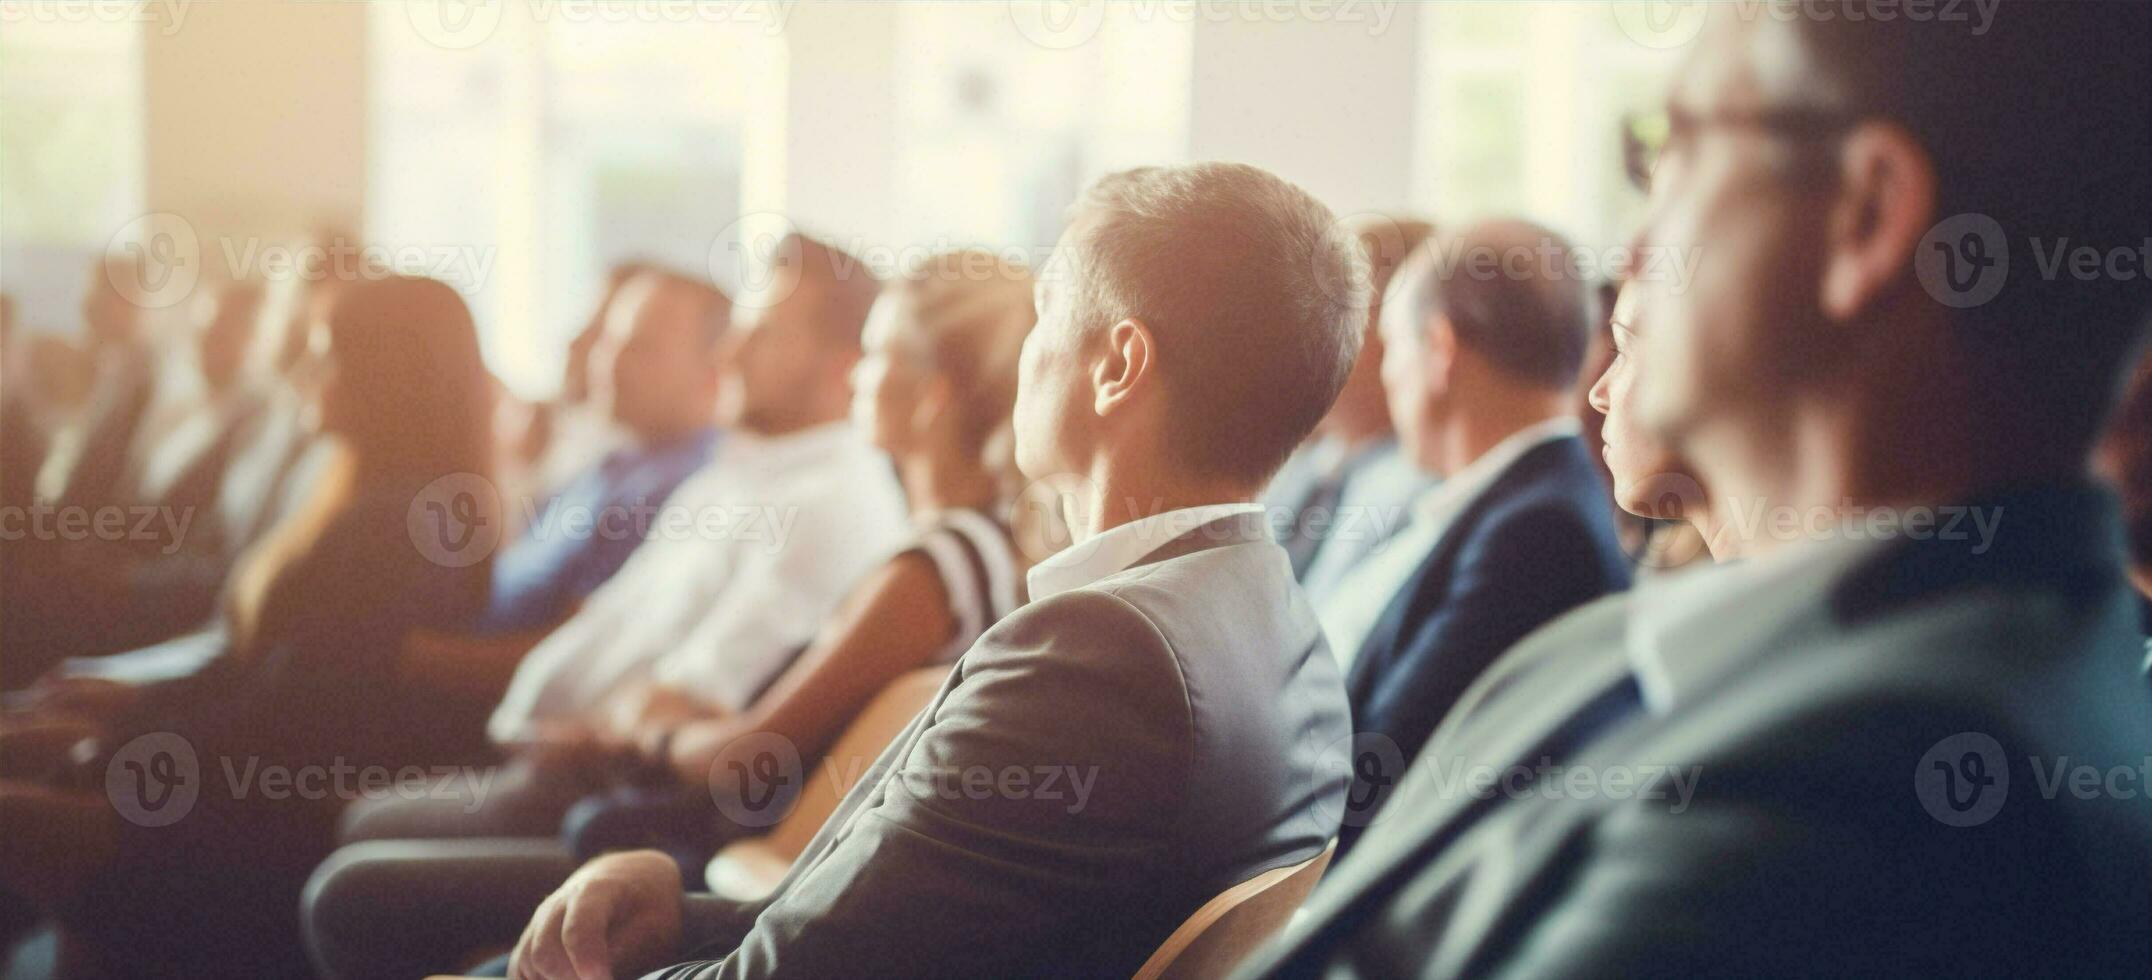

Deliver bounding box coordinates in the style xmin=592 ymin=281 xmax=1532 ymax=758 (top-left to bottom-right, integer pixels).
xmin=601 ymin=283 xmax=717 ymax=439
xmin=1590 ymin=283 xmax=1704 ymax=520
xmin=850 ymin=290 xmax=926 ymax=458
xmin=1011 ymin=226 xmax=1092 ymax=484
xmin=1628 ymin=14 xmax=1832 ymax=461
xmin=721 ymin=271 xmax=822 ymax=430
xmin=1375 ymin=272 xmax=1434 ymax=470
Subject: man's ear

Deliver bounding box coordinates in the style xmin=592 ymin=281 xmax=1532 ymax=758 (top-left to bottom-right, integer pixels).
xmin=1820 ymin=121 xmax=1937 ymax=321
xmin=1091 ymin=318 xmax=1155 ymax=418
xmin=1423 ymin=312 xmax=1459 ymax=400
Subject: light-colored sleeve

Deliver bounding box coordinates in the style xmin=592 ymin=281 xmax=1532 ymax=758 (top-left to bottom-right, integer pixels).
xmin=485 ymin=531 xmax=721 ymax=742
xmin=646 ymin=462 xmax=910 ymax=711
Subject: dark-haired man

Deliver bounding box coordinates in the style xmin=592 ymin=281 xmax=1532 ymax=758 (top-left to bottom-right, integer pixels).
xmin=1320 ymin=220 xmax=1631 ymax=846
xmin=1240 ymin=4 xmax=2152 ymax=976
xmin=504 ymin=162 xmax=1361 ymax=979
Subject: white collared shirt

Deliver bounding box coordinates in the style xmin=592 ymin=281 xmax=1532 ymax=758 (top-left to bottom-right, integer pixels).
xmin=487 ymin=421 xmax=909 ymax=743
xmin=1315 ymin=416 xmax=1581 ymax=672
xmin=1624 ymin=529 xmax=1886 ymax=715
xmin=1026 ymin=502 xmax=1269 ymax=602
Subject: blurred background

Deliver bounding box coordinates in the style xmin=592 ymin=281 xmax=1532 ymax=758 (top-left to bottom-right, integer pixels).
xmin=0 ymin=0 xmax=1680 ymax=398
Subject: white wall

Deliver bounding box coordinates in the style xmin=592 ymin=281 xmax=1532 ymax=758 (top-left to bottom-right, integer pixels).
xmin=143 ymin=0 xmax=368 ymax=251
xmin=772 ymin=1 xmax=901 ymax=250
xmin=130 ymin=3 xmax=1429 ymax=273
xmin=1188 ymin=5 xmax=1420 ymax=217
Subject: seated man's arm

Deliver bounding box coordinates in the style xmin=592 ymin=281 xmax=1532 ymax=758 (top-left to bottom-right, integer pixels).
xmin=656 ymin=551 xmax=957 ymax=781
xmin=396 ymin=625 xmax=560 ymax=703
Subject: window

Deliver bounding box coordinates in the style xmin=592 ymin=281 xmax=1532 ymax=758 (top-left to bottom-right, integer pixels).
xmin=371 ymin=1 xmax=782 ymax=397
xmin=0 ymin=6 xmax=145 ymax=335
xmin=887 ymin=1 xmax=1191 ymax=254
xmin=1416 ymin=2 xmax=1681 ymax=250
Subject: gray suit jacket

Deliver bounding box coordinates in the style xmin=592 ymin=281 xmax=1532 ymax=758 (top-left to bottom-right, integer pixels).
xmin=653 ymin=511 xmax=1350 ymax=978
xmin=1239 ymin=482 xmax=2152 ymax=978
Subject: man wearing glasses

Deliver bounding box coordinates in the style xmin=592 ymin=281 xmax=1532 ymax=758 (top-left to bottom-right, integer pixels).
xmin=1239 ymin=4 xmax=2152 ymax=976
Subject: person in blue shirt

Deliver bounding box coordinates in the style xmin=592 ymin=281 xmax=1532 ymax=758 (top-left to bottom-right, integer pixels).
xmin=476 ymin=270 xmax=728 ymax=635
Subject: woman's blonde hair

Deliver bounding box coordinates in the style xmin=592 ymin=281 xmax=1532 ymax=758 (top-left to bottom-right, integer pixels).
xmin=886 ymin=250 xmax=1036 ymax=481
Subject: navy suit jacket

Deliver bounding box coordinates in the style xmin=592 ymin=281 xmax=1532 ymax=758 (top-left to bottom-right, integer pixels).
xmin=1341 ymin=435 xmax=1630 ymax=842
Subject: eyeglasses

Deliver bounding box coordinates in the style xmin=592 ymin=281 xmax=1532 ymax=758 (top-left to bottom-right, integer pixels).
xmin=1621 ymin=104 xmax=1860 ymax=192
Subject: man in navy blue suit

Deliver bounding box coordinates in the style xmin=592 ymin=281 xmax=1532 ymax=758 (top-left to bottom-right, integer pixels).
xmin=1318 ymin=220 xmax=1631 ymax=846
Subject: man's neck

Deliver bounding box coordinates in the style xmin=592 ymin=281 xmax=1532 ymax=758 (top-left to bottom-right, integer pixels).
xmin=1069 ymin=456 xmax=1255 ymax=542
xmin=1692 ymin=385 xmax=2053 ymax=560
xmin=627 ymin=415 xmax=715 ymax=450
xmin=1431 ymin=392 xmax=1569 ymax=479
xmin=1317 ymin=395 xmax=1396 ymax=452
xmin=898 ymin=450 xmax=1002 ymax=516
xmin=741 ymin=405 xmax=845 ymax=440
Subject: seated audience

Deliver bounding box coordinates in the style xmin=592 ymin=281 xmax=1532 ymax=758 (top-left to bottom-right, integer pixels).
xmin=301 ymin=250 xmax=1040 ymax=980
xmin=1238 ymin=6 xmax=2152 ymax=976
xmin=1265 ymin=214 xmax=1438 ymax=606
xmin=497 ymin=261 xmax=653 ymax=514
xmin=36 ymin=256 xmax=162 ymax=514
xmin=1319 ymin=220 xmax=1631 ymax=844
xmin=7 ymin=282 xmax=298 ymax=677
xmin=392 ymin=270 xmax=727 ymax=715
xmin=0 ymin=274 xmax=500 ymax=977
xmin=477 ymin=271 xmax=725 ymax=635
xmin=335 ymin=236 xmax=907 ymax=844
xmin=498 ymin=161 xmax=1359 ymax=980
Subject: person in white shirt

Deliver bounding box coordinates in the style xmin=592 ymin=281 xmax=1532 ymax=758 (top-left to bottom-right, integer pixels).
xmin=340 ymin=235 xmax=907 ymax=843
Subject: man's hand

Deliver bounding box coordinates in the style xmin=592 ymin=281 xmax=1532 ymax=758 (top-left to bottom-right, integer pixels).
xmin=510 ymin=849 xmax=684 ymax=980
xmin=661 ymin=717 xmax=743 ymax=785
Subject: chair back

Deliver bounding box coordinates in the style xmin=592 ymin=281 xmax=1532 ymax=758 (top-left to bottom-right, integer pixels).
xmin=1132 ymin=841 xmax=1337 ymax=980
xmin=702 ymin=665 xmax=950 ymax=901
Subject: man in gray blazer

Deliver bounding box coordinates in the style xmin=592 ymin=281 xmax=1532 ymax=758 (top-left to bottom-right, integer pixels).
xmin=1239 ymin=5 xmax=2152 ymax=977
xmin=505 ymin=162 xmax=1369 ymax=979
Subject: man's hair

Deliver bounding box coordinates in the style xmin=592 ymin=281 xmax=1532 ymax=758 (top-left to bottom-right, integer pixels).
xmin=1394 ymin=220 xmax=1593 ymax=390
xmin=1786 ymin=2 xmax=2152 ymax=455
xmin=1351 ymin=214 xmax=1436 ymax=314
xmin=1065 ymin=163 xmax=1368 ymax=486
xmin=784 ymin=233 xmax=880 ymax=353
xmin=652 ymin=268 xmax=732 ymax=351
